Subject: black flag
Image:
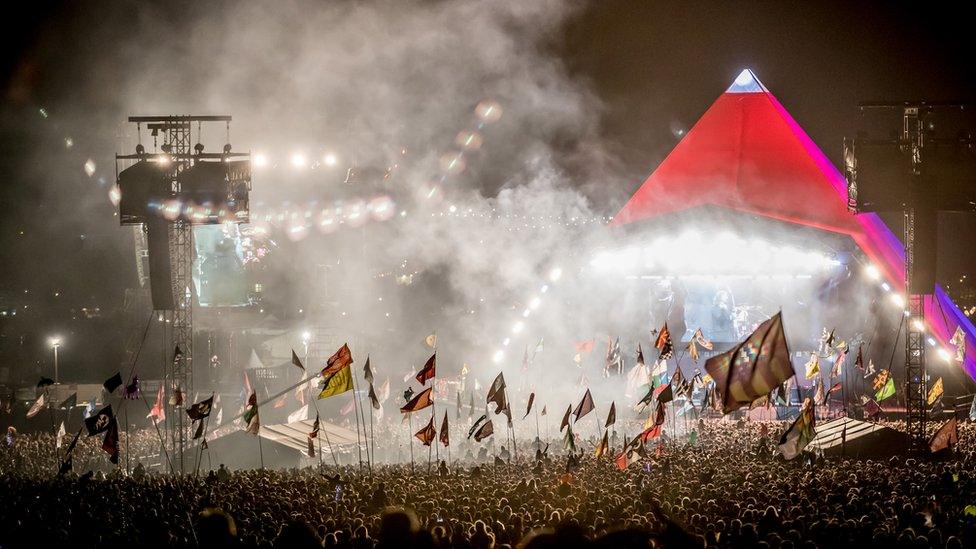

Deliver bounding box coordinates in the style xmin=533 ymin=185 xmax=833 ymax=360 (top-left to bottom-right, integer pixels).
xmin=59 ymin=392 xmax=77 ymax=410
xmin=364 ymin=356 xmax=374 ymax=385
xmin=486 ymin=372 xmax=507 ymax=413
xmin=85 ymin=405 xmax=115 ymax=436
xmin=103 ymin=372 xmax=123 ymax=394
xmin=57 ymin=456 xmax=73 ymax=477
xmin=605 ymin=402 xmax=616 ymax=428
xmin=292 ymin=349 xmax=305 ymax=371
xmin=573 ymin=389 xmax=595 ymax=422
xmin=193 ymin=420 xmax=205 ymax=440
xmin=474 ymin=419 xmax=494 ymax=442
xmin=468 ymin=414 xmax=488 ymax=439
xmin=186 ymin=395 xmax=214 ymax=420
xmin=560 ymin=405 xmax=572 ymax=432
xmin=368 ymin=384 xmax=380 ymax=410
xmin=523 ymin=392 xmax=535 ymax=419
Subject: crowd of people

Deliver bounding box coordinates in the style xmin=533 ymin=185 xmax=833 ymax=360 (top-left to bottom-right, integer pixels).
xmin=2 ymin=417 xmax=974 ymax=548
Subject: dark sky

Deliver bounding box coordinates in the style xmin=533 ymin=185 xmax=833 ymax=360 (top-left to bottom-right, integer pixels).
xmin=0 ymin=0 xmax=974 ymax=382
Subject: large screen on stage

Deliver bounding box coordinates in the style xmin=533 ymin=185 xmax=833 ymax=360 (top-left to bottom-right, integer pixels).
xmin=193 ymin=224 xmax=250 ymax=307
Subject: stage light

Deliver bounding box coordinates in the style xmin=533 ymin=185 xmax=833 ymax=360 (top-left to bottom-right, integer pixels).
xmin=502 ymin=338 xmax=510 ymax=346
xmin=49 ymin=336 xmax=62 ymax=347
xmin=492 ymin=350 xmax=504 ymax=363
xmin=890 ymin=294 xmax=905 ymax=307
xmin=927 ymin=337 xmax=937 ymax=346
xmin=290 ymin=152 xmax=307 ymax=168
xmin=529 ymin=296 xmax=541 ymax=310
xmin=937 ymin=348 xmax=952 ymax=361
xmin=323 ymin=153 xmax=338 ymax=167
xmin=911 ymin=318 xmax=925 ymax=332
xmin=253 ymin=153 xmax=268 ymax=168
xmin=881 ymin=282 xmax=891 ymax=292
xmin=864 ymin=264 xmax=881 ymax=280
xmin=157 ymin=155 xmax=171 ymax=166
xmin=512 ymin=321 xmax=524 ymax=334
xmin=549 ymin=267 xmax=563 ymax=282
xmin=302 ymin=331 xmax=311 ymax=343
xmin=84 ymin=159 xmax=96 ymax=177
xmin=108 ymin=185 xmax=121 ymax=206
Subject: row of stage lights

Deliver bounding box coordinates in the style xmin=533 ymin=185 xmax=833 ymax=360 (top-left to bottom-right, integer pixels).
xmin=861 ymin=263 xmax=957 ymax=362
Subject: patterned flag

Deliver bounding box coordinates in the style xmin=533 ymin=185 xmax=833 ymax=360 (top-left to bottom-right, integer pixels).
xmin=559 ymin=405 xmax=572 ymax=432
xmin=26 ymin=394 xmax=45 ymax=419
xmin=854 ymin=345 xmax=864 ymax=371
xmin=830 ymin=348 xmax=847 ymax=379
xmin=84 ymin=405 xmax=114 ymax=436
xmin=861 ymin=395 xmax=882 ymax=418
xmin=103 ymin=372 xmax=123 ymax=394
xmin=486 ymin=372 xmax=507 ymax=414
xmin=778 ymin=398 xmax=816 ymax=460
xmin=875 ymin=377 xmax=896 ymax=402
xmin=605 ymin=337 xmax=623 ymax=375
xmin=605 ymin=402 xmax=616 ymax=428
xmin=523 ymin=392 xmax=535 ymax=419
xmin=400 ymin=387 xmax=433 ymax=413
xmin=414 ymin=416 xmax=436 ymax=446
xmin=147 ymin=385 xmax=165 ymax=423
xmin=804 ymin=353 xmax=820 ymax=380
xmin=474 ymin=419 xmax=494 ymax=442
xmin=123 ymin=376 xmax=141 ymax=400
xmin=705 ymin=312 xmax=794 ymax=414
xmin=688 ymin=339 xmax=700 ymax=362
xmin=318 ymin=363 xmax=353 ymax=400
xmin=309 ymin=413 xmax=320 ymax=439
xmin=291 ymin=349 xmax=305 ymax=371
xmin=929 ymin=417 xmax=959 ymax=453
xmin=927 ymin=378 xmax=944 ymax=406
xmin=693 ymin=328 xmax=713 ymax=350
xmin=873 ymin=369 xmax=890 ymax=392
xmin=322 ymin=343 xmax=354 ymax=377
xmin=573 ymin=389 xmax=595 ymax=422
xmin=655 ymin=324 xmax=674 ymax=359
xmin=243 ymin=392 xmax=260 ymax=434
xmin=595 ymin=429 xmax=609 ymax=458
xmin=468 ymin=414 xmax=488 ymax=439
xmin=949 ymin=326 xmax=966 ymax=363
xmin=814 ymin=381 xmax=825 ymax=406
xmin=416 ymin=353 xmax=436 ymax=385
xmin=440 ymin=411 xmax=450 ymax=447
xmin=186 ymin=395 xmax=214 ymax=420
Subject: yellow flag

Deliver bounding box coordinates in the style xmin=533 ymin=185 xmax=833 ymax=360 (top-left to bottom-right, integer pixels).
xmin=318 ymin=364 xmax=353 ymax=399
xmin=927 ymin=378 xmax=944 ymax=406
xmin=804 ymin=353 xmax=820 ymax=380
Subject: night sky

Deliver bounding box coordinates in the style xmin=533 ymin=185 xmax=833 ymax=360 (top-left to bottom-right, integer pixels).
xmin=1 ymin=1 xmax=974 ymax=382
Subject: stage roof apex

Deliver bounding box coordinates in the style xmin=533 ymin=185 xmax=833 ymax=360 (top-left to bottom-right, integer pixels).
xmin=727 ymin=69 xmax=767 ymax=93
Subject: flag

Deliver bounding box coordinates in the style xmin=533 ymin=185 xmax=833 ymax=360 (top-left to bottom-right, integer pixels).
xmin=854 ymin=345 xmax=864 ymax=371
xmin=502 ymin=401 xmax=513 ymax=428
xmin=173 ymin=344 xmax=184 ymax=363
xmin=693 ymin=328 xmax=713 ymax=350
xmin=415 ymin=416 xmax=436 ymax=446
xmin=400 ymin=387 xmax=433 ymax=413
xmin=778 ymin=399 xmax=816 ymax=460
xmin=291 ymin=350 xmax=305 ymax=371
xmin=541 ymin=405 xmax=547 ymax=416
xmin=534 ymin=338 xmax=545 ymax=357
xmin=103 ymin=372 xmax=123 ymax=394
xmin=148 ymin=385 xmax=166 ymax=423
xmin=830 ymin=348 xmax=847 ymax=379
xmin=368 ymin=384 xmax=380 ymax=410
xmin=285 ymin=405 xmax=307 ymax=425
xmin=243 ymin=392 xmax=260 ymax=434
xmin=425 ymin=333 xmax=437 ymax=348
xmin=636 ymin=343 xmax=645 ymax=366
xmin=59 ymin=392 xmax=77 ymax=410
xmin=640 ymin=424 xmax=663 ymax=442
xmin=814 ymin=381 xmax=825 ymax=406
xmin=637 ymin=385 xmax=655 ymax=408
xmin=56 ymin=421 xmax=66 ymax=449
xmin=872 ymin=369 xmax=889 ymax=391
xmin=364 ymin=356 xmax=374 ymax=384
xmin=486 ymin=372 xmax=507 ymax=414
xmin=377 ymin=378 xmax=391 ymax=403
xmin=416 ymin=353 xmax=436 ymax=385
xmin=656 ymin=380 xmax=674 ymax=404
xmin=440 ymin=411 xmax=450 ymax=447
xmin=26 ymin=394 xmax=45 ymax=418
xmin=58 ymin=456 xmax=72 ymax=477
xmin=625 ymin=358 xmax=651 ymax=398
xmin=595 ymin=429 xmax=609 ymax=458
xmin=615 ymin=435 xmax=645 ymax=470
xmin=272 ymin=394 xmax=287 ymax=409
xmin=64 ymin=428 xmax=81 ymax=455
xmin=523 ymin=392 xmax=535 ymax=419
xmin=863 ymin=359 xmax=876 ymax=378
xmin=340 ymin=398 xmax=355 ymax=416
xmin=101 ymin=418 xmax=119 ymax=464
xmin=403 ymin=387 xmax=414 ymax=402
xmin=927 ymin=378 xmax=944 ymax=406
xmin=875 ymin=377 xmax=896 ymax=402
xmin=123 ymin=376 xmax=140 ymax=400
xmin=169 ymin=387 xmax=184 ymax=406
xmin=563 ymin=424 xmax=576 ymax=452
xmin=574 ymin=339 xmax=595 ymax=353
xmin=573 ymin=389 xmax=595 ymax=422
xmin=654 ymin=401 xmax=666 ymax=426
xmin=468 ymin=414 xmax=488 ymax=439
xmin=310 ymin=413 xmax=320 ymax=439
xmin=307 ymin=436 xmax=315 ymax=458
xmin=655 ymin=323 xmax=674 ymax=359
xmin=474 ymin=419 xmax=494 ymax=442
xmin=186 ymin=395 xmax=214 ymax=420
xmin=929 ymin=417 xmax=959 ymax=453
xmin=559 ymin=405 xmax=572 ymax=432
xmin=705 ymin=312 xmax=794 ymax=414
xmin=318 ymin=363 xmax=353 ymax=399
xmin=322 ymin=343 xmax=354 ymax=376
xmin=828 ymin=382 xmax=842 ymax=396
xmin=688 ymin=339 xmax=700 ymax=362
xmin=37 ymin=377 xmax=55 ymax=389
xmin=970 ymin=395 xmax=976 ymax=421
xmin=950 ymin=326 xmax=966 ymax=363
xmin=193 ymin=420 xmax=205 ymax=440
xmin=605 ymin=337 xmax=623 ymax=375
xmin=804 ymin=353 xmax=820 ymax=380
xmin=862 ymin=396 xmax=882 ymax=418
xmin=605 ymin=402 xmax=616 ymax=427
xmin=84 ymin=405 xmax=114 ymax=436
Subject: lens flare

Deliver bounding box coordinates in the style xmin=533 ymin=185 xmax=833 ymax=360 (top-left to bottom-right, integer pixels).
xmin=475 ymin=100 xmax=503 ymax=123
xmin=455 ymin=131 xmax=483 ymax=150
xmin=440 ymin=153 xmax=466 ymax=175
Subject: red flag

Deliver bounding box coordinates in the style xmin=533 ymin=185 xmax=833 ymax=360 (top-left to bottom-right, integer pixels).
xmin=400 ymin=387 xmax=434 ymax=413
xmin=523 ymin=392 xmax=535 ymax=419
xmin=640 ymin=424 xmax=662 ymax=442
xmin=415 ymin=416 xmax=436 ymax=446
xmin=322 ymin=343 xmax=353 ymax=376
xmin=439 ymin=411 xmax=450 ymax=447
xmin=929 ymin=417 xmax=959 ymax=453
xmin=416 ymin=353 xmax=436 ymax=385
xmin=574 ymin=339 xmax=595 ymax=353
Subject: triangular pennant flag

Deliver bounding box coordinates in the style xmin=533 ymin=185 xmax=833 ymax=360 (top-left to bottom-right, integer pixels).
xmin=193 ymin=419 xmax=205 ymax=440
xmin=523 ymin=392 xmax=535 ymax=419
xmin=414 ymin=416 xmax=436 ymax=446
xmin=26 ymin=394 xmax=46 ymax=419
xmin=309 ymin=413 xmax=320 ymax=439
xmin=559 ymin=404 xmax=572 ymax=432
xmin=655 ymin=323 xmax=674 ymax=359
xmin=929 ymin=417 xmax=959 ymax=453
xmin=473 ymin=419 xmax=494 ymax=442
xmin=59 ymin=392 xmax=77 ymax=410
xmin=400 ymin=387 xmax=434 ymax=413
xmin=486 ymin=372 xmax=507 ymax=414
xmin=322 ymin=343 xmax=353 ymax=377
xmin=927 ymin=378 xmax=944 ymax=406
xmin=440 ymin=410 xmax=450 ymax=447
xmin=364 ymin=356 xmax=374 ymax=385
xmin=103 ymin=372 xmax=123 ymax=394
xmin=368 ymin=383 xmax=380 ymax=410
xmin=468 ymin=414 xmax=488 ymax=439
xmin=291 ymin=349 xmax=305 ymax=371
xmin=573 ymin=389 xmax=595 ymax=422
xmin=416 ymin=353 xmax=436 ymax=385
xmin=605 ymin=402 xmax=616 ymax=428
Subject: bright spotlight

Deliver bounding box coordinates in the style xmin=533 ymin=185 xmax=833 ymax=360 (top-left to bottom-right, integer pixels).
xmin=890 ymin=294 xmax=905 ymax=307
xmin=323 ymin=153 xmax=337 ymax=166
xmin=49 ymin=336 xmax=62 ymax=347
xmin=549 ymin=267 xmax=562 ymax=282
xmin=864 ymin=264 xmax=881 ymax=280
xmin=937 ymin=348 xmax=952 ymax=361
xmin=911 ymin=318 xmax=925 ymax=332
xmin=492 ymin=350 xmax=504 ymax=363
xmin=290 ymin=152 xmax=307 ymax=168
xmin=253 ymin=153 xmax=268 ymax=168
xmin=512 ymin=321 xmax=524 ymax=334
xmin=528 ymin=296 xmax=541 ymax=310
xmin=302 ymin=331 xmax=311 ymax=343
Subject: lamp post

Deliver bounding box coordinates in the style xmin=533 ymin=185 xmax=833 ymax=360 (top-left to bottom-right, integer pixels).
xmin=49 ymin=337 xmax=62 ymax=384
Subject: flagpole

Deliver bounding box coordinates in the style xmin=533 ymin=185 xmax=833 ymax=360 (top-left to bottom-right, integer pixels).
xmin=534 ymin=406 xmax=540 ymax=448
xmin=368 ymin=395 xmax=376 ymax=466
xmin=408 ymin=412 xmax=415 ymax=475
xmin=257 ymin=430 xmax=265 ymax=470
xmin=427 ymin=411 xmax=434 ymax=475
xmin=349 ymin=367 xmax=366 ymax=473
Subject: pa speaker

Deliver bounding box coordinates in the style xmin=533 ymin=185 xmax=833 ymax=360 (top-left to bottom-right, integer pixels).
xmin=147 ymin=221 xmax=174 ymax=310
